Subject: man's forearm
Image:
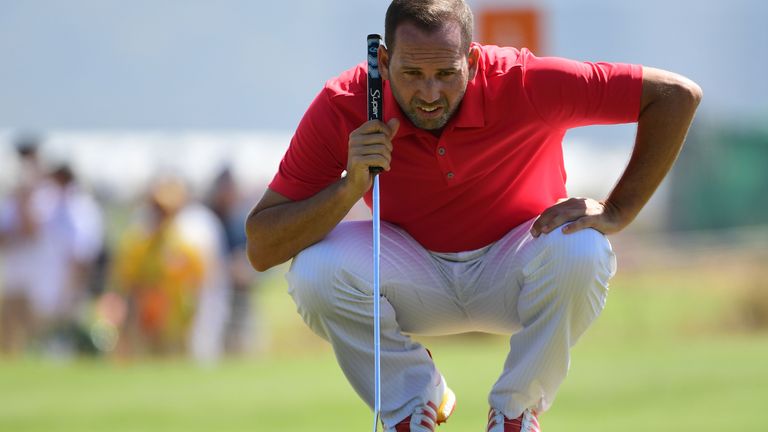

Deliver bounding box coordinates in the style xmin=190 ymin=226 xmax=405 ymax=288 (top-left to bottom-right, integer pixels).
xmin=605 ymin=69 xmax=702 ymax=228
xmin=245 ymin=178 xmax=363 ymax=271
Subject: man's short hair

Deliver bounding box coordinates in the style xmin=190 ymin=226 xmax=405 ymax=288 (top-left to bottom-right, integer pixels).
xmin=385 ymin=0 xmax=474 ymax=54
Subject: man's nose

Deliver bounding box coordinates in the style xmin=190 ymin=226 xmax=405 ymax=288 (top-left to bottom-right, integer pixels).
xmin=418 ymin=78 xmax=441 ymax=104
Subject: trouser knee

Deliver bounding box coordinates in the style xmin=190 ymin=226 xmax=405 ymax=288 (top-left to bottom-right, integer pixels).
xmin=524 ymin=227 xmax=616 ymax=325
xmin=286 ymin=223 xmax=373 ymax=335
xmin=538 ymin=227 xmax=615 ymax=287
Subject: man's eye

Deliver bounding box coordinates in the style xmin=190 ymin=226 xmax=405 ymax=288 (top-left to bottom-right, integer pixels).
xmin=404 ymin=70 xmax=421 ymax=76
xmin=438 ymin=70 xmax=456 ymax=77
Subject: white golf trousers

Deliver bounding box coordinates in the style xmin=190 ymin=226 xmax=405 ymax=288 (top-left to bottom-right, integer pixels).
xmin=287 ymin=218 xmax=616 ymax=427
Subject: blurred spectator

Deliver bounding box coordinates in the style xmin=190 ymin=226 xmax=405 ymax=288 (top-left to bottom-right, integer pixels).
xmin=110 ymin=176 xmax=230 ymax=361
xmin=0 ymin=136 xmax=44 ymax=355
xmin=180 ymin=194 xmax=230 ymax=364
xmin=207 ymin=168 xmax=265 ymax=356
xmin=0 ymin=136 xmax=103 ymax=357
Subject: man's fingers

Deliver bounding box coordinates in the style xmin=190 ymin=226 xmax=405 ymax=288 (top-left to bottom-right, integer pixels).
xmin=352 ymin=120 xmax=398 ymax=151
xmin=531 ymin=214 xmax=561 ymax=237
xmin=349 ymin=147 xmax=391 ymax=166
xmin=360 ymin=155 xmax=391 ymax=171
xmin=351 ymin=143 xmax=391 ymax=157
xmin=533 ymin=214 xmax=589 ymax=237
xmin=349 ymin=143 xmax=392 ymax=167
xmin=353 ymin=133 xmax=391 ymax=146
xmin=531 ymin=201 xmax=595 ymax=237
xmin=561 ymin=217 xmax=590 ymax=234
xmin=530 ymin=218 xmax=544 ymax=237
xmin=344 ymin=119 xmax=400 ymax=192
xmin=531 ymin=209 xmax=579 ymax=236
xmin=358 ymin=119 xmax=398 ymax=138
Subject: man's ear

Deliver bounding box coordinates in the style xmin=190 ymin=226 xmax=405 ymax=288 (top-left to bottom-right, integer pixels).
xmin=467 ymin=45 xmax=479 ymax=80
xmin=379 ymin=45 xmax=390 ymax=81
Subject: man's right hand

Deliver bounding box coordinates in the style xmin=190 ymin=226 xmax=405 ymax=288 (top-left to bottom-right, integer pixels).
xmin=246 ymin=117 xmax=399 ymax=272
xmin=345 ymin=118 xmax=400 ymax=196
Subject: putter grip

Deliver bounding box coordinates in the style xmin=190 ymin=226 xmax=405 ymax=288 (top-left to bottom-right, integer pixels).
xmin=367 ymin=34 xmax=384 ymax=175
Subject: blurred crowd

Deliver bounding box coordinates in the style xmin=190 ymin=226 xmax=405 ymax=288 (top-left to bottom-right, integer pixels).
xmin=0 ymin=135 xmax=266 ymax=363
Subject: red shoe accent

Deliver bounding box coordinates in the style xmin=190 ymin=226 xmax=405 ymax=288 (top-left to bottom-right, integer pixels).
xmin=393 ymin=414 xmax=436 ymax=432
xmin=424 ymin=402 xmax=438 ymax=422
xmin=392 ymin=400 xmax=443 ymax=432
xmin=487 ymin=408 xmax=540 ymax=432
xmin=395 ymin=418 xmax=412 ymax=432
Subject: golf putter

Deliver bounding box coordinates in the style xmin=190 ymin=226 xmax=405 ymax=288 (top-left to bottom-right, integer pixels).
xmin=366 ymin=33 xmax=383 ymax=432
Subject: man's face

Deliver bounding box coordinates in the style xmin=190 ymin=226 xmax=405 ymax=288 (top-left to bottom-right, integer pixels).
xmin=381 ymin=21 xmax=477 ymax=131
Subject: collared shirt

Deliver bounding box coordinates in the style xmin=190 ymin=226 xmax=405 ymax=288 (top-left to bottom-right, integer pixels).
xmin=269 ymin=44 xmax=642 ymax=252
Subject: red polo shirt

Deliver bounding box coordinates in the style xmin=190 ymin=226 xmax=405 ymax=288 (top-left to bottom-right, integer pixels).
xmin=270 ymin=44 xmax=643 ymax=252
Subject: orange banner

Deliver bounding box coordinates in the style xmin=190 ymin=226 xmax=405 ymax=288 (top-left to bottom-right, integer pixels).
xmin=478 ymin=9 xmax=542 ymax=54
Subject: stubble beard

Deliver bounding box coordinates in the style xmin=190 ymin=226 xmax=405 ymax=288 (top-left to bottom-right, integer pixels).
xmin=391 ymin=85 xmax=466 ymax=131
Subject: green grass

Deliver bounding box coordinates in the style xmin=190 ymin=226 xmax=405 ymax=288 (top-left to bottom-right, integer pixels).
xmin=2 ymin=261 xmax=768 ymax=431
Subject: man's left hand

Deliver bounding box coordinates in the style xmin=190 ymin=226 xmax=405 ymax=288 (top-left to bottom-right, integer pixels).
xmin=530 ymin=197 xmax=626 ymax=237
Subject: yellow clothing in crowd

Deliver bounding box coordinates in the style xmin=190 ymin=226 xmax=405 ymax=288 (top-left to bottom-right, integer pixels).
xmin=113 ymin=223 xmax=205 ymax=343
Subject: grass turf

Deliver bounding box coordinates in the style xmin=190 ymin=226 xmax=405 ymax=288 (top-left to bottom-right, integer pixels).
xmin=1 ymin=259 xmax=768 ymax=431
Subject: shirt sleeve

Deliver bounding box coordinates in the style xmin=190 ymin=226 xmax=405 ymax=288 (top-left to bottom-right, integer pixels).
xmin=522 ymin=53 xmax=643 ymax=129
xmin=268 ymin=87 xmax=348 ymax=201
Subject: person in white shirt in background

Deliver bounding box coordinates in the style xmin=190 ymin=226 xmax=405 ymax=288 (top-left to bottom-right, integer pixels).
xmin=1 ymin=136 xmax=103 ymax=357
xmin=0 ymin=136 xmax=45 ymax=355
xmin=180 ymin=196 xmax=232 ymax=364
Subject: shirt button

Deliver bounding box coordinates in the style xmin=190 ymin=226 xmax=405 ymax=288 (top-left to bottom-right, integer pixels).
xmin=446 ymin=172 xmax=454 ymax=179
xmin=438 ymin=147 xmax=446 ymax=156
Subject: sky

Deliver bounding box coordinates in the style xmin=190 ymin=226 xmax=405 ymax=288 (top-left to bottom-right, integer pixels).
xmin=1 ymin=0 xmax=766 ymax=132
xmin=0 ymin=1 xmax=388 ymax=130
